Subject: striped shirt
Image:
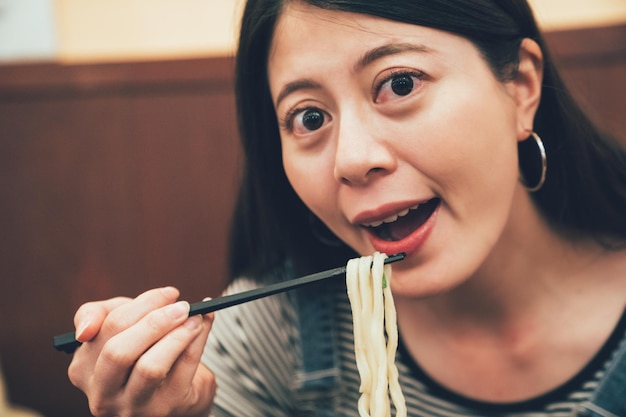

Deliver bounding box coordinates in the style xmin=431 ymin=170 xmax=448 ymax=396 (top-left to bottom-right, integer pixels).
xmin=202 ymin=277 xmax=626 ymax=417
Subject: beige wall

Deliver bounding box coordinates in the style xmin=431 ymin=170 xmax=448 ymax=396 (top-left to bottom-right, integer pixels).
xmin=55 ymin=0 xmax=245 ymax=62
xmin=529 ymin=0 xmax=626 ymax=29
xmin=55 ymin=0 xmax=626 ymax=62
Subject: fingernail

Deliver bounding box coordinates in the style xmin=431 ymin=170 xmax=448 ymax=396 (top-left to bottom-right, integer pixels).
xmin=75 ymin=320 xmax=91 ymax=341
xmin=165 ymin=301 xmax=189 ymax=320
xmin=202 ymin=297 xmax=212 ymax=302
xmin=185 ymin=316 xmax=202 ymax=330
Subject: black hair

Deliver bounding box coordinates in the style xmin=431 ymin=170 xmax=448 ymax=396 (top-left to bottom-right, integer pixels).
xmin=228 ymin=0 xmax=626 ymax=282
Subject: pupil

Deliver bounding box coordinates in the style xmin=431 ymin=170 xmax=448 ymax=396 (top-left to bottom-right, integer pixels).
xmin=391 ymin=75 xmax=413 ymax=96
xmin=302 ymin=109 xmax=324 ymax=130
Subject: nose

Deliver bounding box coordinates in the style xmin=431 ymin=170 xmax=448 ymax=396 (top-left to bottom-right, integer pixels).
xmin=333 ymin=110 xmax=397 ymax=186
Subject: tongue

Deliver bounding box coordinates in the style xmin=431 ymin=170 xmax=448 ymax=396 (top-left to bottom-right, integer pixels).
xmin=374 ymin=199 xmax=439 ymax=241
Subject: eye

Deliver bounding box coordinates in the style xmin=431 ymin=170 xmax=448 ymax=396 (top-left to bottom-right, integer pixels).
xmin=300 ymin=108 xmax=324 ymax=130
xmin=390 ymin=74 xmax=414 ymax=96
xmin=374 ymin=70 xmax=424 ymax=104
xmin=283 ymin=107 xmax=329 ymax=135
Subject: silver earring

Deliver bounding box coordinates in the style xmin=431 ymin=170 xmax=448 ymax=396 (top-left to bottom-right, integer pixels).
xmin=520 ymin=131 xmax=547 ymax=192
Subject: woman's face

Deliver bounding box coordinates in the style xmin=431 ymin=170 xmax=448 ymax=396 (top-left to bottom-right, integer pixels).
xmin=268 ymin=3 xmax=536 ymax=295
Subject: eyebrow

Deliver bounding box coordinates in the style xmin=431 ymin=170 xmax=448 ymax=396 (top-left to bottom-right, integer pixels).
xmin=275 ymin=79 xmax=322 ymax=108
xmin=274 ymin=42 xmax=432 ymax=108
xmin=354 ymin=42 xmax=432 ymax=73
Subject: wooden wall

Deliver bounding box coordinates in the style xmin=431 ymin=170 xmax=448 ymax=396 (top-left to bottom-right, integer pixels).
xmin=0 ymin=24 xmax=624 ymax=417
xmin=0 ymin=57 xmax=240 ymax=416
xmin=545 ymin=24 xmax=626 ymax=142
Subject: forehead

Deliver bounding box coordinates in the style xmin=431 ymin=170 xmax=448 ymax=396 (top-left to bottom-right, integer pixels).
xmin=271 ymin=2 xmax=427 ymax=51
xmin=268 ymin=2 xmax=476 ymax=76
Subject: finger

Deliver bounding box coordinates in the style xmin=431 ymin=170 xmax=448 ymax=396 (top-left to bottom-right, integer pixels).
xmin=70 ymin=299 xmax=131 ymax=390
xmin=91 ymin=300 xmax=191 ymax=398
xmin=98 ymin=287 xmax=180 ymax=341
xmin=184 ymin=362 xmax=218 ymax=416
xmin=163 ymin=313 xmax=214 ymax=395
xmin=124 ymin=313 xmax=213 ymax=405
xmin=74 ymin=297 xmax=131 ymax=342
xmin=169 ymin=362 xmax=217 ymax=417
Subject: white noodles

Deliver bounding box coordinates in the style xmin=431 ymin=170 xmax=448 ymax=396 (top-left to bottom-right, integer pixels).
xmin=346 ymin=252 xmax=407 ymax=417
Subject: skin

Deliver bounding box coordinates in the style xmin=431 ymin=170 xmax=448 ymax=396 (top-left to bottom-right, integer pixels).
xmin=68 ymin=287 xmax=216 ymax=417
xmin=68 ymin=2 xmax=626 ymax=414
xmin=269 ymin=2 xmax=626 ymax=403
xmin=270 ymin=3 xmax=529 ymax=296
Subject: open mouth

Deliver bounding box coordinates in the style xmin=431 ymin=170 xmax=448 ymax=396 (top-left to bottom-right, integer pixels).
xmin=364 ymin=198 xmax=440 ymax=242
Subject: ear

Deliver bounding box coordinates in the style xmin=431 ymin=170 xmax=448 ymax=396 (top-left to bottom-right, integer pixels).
xmin=508 ymin=38 xmax=544 ymax=141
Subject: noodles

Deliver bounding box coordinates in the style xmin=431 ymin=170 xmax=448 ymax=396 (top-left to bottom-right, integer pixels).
xmin=346 ymin=252 xmax=407 ymax=417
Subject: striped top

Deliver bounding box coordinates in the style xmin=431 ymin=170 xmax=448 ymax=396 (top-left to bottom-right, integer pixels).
xmin=202 ymin=277 xmax=626 ymax=417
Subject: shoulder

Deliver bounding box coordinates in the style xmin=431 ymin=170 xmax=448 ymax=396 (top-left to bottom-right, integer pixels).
xmin=205 ymin=276 xmax=299 ymax=354
xmin=203 ymin=277 xmax=301 ymax=415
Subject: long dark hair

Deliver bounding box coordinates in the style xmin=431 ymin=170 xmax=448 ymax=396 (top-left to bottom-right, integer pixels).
xmin=228 ymin=0 xmax=626 ymax=282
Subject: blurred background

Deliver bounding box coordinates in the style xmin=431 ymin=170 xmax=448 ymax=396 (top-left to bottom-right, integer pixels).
xmin=0 ymin=1 xmax=624 ymax=416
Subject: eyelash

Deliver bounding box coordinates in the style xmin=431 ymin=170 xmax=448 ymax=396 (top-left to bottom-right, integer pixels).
xmin=279 ymin=69 xmax=425 ymax=132
xmin=280 ymin=105 xmax=315 ymax=132
xmin=373 ymin=69 xmax=424 ymax=100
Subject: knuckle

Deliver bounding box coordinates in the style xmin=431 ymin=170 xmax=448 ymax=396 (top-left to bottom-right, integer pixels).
xmin=99 ymin=298 xmax=136 ymax=333
xmin=178 ymin=346 xmax=197 ymax=366
xmin=142 ymin=304 xmax=178 ymax=337
xmin=133 ymin=359 xmax=169 ymax=383
xmin=100 ymin=316 xmax=126 ymax=338
xmin=87 ymin=393 xmax=116 ymax=417
xmin=146 ymin=310 xmax=164 ymax=333
xmin=100 ymin=340 xmax=133 ymax=367
xmin=88 ymin=402 xmax=103 ymax=417
xmin=206 ymin=367 xmax=217 ymax=391
xmin=203 ymin=371 xmax=218 ymax=399
xmin=67 ymin=359 xmax=84 ymax=387
xmin=88 ymin=402 xmax=111 ymax=417
xmin=199 ymin=364 xmax=218 ymax=400
xmin=75 ymin=297 xmax=129 ymax=324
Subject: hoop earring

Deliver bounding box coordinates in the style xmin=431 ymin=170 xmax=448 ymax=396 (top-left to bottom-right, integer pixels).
xmin=519 ymin=131 xmax=547 ymax=192
xmin=308 ymin=212 xmax=343 ymax=247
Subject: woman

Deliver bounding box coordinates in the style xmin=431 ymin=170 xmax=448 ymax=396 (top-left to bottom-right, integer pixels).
xmin=68 ymin=0 xmax=626 ymax=416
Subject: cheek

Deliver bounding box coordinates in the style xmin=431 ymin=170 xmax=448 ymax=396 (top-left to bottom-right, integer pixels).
xmin=422 ymin=84 xmax=519 ymax=187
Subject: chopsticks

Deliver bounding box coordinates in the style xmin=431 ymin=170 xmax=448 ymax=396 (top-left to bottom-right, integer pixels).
xmin=53 ymin=253 xmax=405 ymax=354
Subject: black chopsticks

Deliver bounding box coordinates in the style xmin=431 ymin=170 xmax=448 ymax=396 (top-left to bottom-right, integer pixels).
xmin=53 ymin=253 xmax=405 ymax=354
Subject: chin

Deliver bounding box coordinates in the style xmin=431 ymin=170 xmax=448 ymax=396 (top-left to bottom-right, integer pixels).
xmin=388 ymin=260 xmax=471 ymax=299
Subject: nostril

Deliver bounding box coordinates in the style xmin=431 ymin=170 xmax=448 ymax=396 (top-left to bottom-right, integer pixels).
xmin=338 ymin=166 xmax=387 ymax=186
xmin=368 ymin=167 xmax=385 ymax=174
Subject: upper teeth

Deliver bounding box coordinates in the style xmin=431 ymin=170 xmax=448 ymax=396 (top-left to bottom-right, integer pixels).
xmin=363 ymin=204 xmax=419 ymax=227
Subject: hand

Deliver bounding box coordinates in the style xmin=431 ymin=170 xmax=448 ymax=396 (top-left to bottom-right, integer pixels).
xmin=68 ymin=287 xmax=216 ymax=417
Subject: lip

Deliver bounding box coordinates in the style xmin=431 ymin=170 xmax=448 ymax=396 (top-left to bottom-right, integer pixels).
xmin=361 ymin=199 xmax=440 ymax=256
xmin=352 ymin=200 xmax=426 ymax=226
